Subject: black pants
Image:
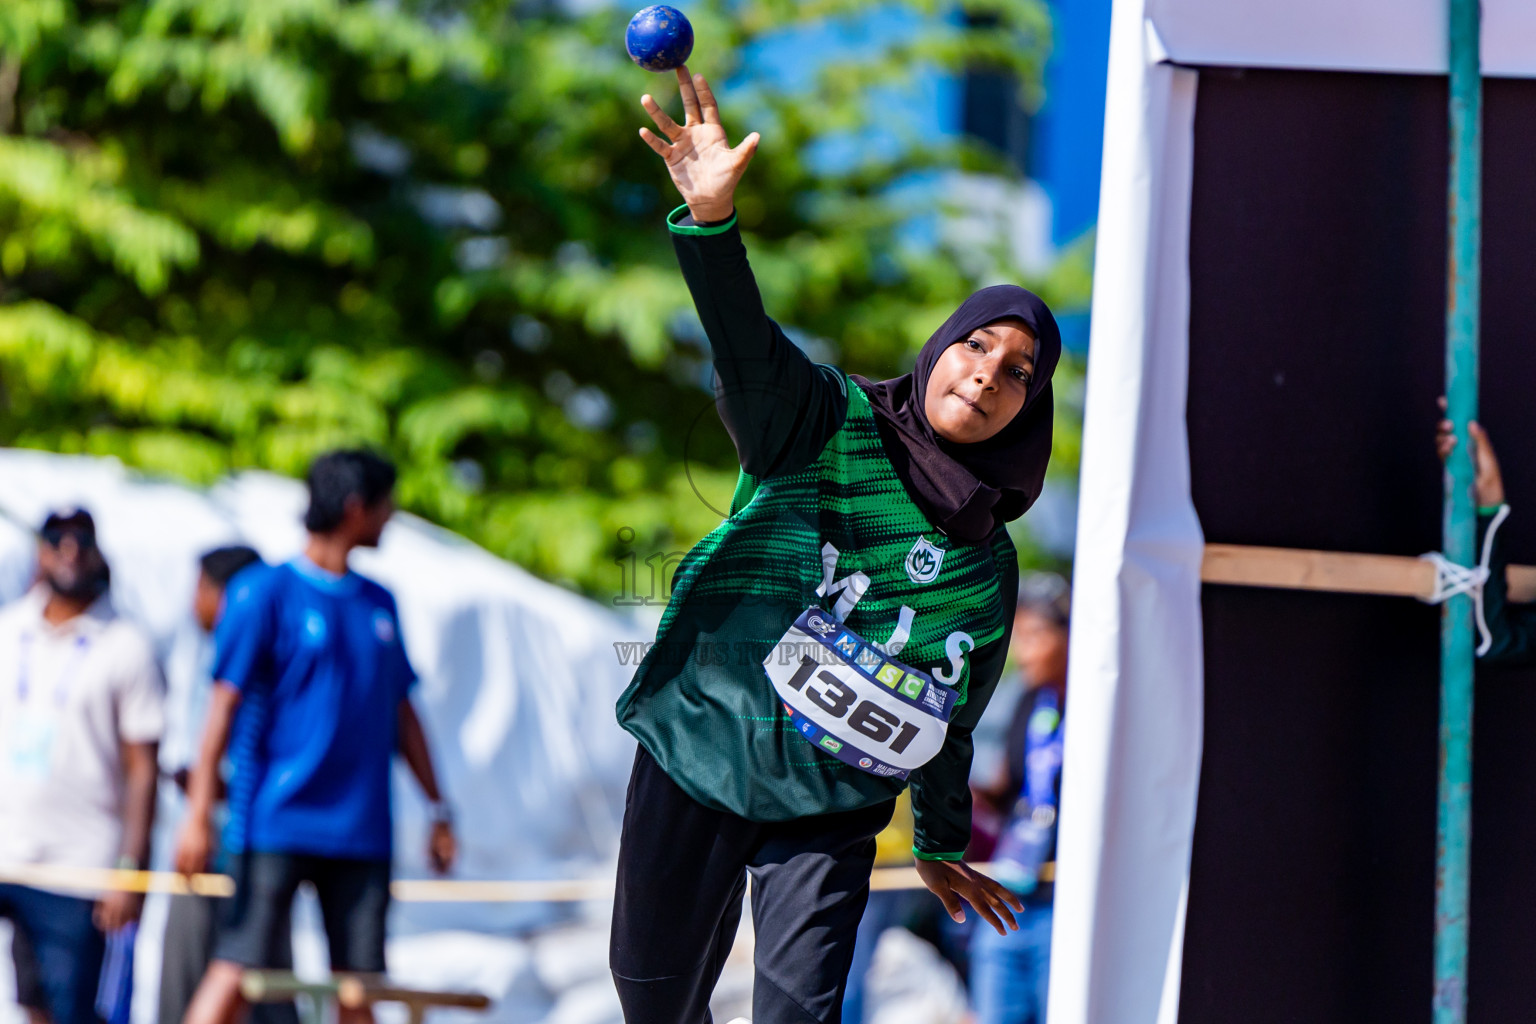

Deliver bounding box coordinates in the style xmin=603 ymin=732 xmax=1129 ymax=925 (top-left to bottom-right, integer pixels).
xmin=215 ymin=852 xmax=390 ymax=973
xmin=610 ymin=748 xmax=895 ymax=1024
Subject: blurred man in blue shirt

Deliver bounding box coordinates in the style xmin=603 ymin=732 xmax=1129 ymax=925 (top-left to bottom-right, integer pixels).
xmin=176 ymin=450 xmax=457 ymax=1024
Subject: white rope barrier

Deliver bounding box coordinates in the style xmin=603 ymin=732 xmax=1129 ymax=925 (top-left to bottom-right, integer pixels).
xmin=1421 ymin=503 xmax=1512 ymax=656
xmin=0 ymin=864 xmax=234 ymax=897
xmin=0 ymin=861 xmax=1048 ymax=902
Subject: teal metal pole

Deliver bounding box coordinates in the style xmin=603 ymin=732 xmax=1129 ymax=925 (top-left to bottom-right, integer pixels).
xmin=1434 ymin=0 xmax=1482 ymax=1018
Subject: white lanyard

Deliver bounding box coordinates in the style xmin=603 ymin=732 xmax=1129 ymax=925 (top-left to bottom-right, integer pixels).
xmin=17 ymin=630 xmax=92 ymax=708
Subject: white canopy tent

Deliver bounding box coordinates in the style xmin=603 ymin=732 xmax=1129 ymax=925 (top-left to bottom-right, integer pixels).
xmin=1054 ymin=3 xmax=1536 ymax=1022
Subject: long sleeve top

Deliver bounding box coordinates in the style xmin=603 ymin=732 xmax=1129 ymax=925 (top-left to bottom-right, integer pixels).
xmin=662 ymin=206 xmax=1016 ymax=857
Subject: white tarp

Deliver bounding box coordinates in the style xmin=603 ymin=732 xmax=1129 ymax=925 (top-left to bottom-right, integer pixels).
xmin=1048 ymin=1 xmax=1204 ymax=1023
xmin=0 ymin=449 xmax=647 ymax=1022
xmin=1055 ymin=4 xmax=1536 ymax=1024
xmin=0 ymin=450 xmax=988 ymax=1024
xmin=1145 ymin=0 xmax=1536 ymax=77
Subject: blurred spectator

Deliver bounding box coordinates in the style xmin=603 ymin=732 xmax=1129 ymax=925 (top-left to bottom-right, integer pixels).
xmin=1436 ymin=414 xmax=1535 ymax=665
xmin=158 ymin=547 xmax=300 ymax=1024
xmin=0 ymin=508 xmax=164 ymax=1024
xmin=968 ymin=573 xmax=1070 ymax=1024
xmin=177 ymin=450 xmax=457 ymax=1024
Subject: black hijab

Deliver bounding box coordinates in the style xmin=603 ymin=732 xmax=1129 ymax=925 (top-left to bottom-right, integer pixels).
xmin=853 ymin=284 xmax=1061 ymax=543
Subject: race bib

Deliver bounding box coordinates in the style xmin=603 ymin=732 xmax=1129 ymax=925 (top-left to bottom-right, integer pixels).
xmin=764 ymin=607 xmax=957 ymax=779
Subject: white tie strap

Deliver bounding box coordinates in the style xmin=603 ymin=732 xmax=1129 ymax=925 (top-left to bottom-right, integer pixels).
xmin=1420 ymin=503 xmax=1512 ymax=657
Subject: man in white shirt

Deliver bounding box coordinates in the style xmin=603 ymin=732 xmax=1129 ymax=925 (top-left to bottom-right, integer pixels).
xmin=0 ymin=508 xmax=164 ymax=1024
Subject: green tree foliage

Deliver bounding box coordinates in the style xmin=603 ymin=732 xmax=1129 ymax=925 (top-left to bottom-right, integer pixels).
xmin=0 ymin=0 xmax=1082 ymax=597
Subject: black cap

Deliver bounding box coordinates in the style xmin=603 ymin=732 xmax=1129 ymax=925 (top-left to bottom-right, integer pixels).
xmin=40 ymin=507 xmax=97 ymax=545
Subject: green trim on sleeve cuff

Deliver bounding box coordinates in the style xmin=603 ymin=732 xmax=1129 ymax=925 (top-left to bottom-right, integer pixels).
xmin=1478 ymin=504 xmax=1506 ymax=517
xmin=667 ymin=203 xmax=738 ymax=235
xmin=912 ymin=848 xmax=965 ymax=862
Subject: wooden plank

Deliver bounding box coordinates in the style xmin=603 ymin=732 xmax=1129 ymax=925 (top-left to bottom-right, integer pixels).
xmin=390 ymin=861 xmax=1040 ymax=901
xmin=0 ymin=864 xmax=233 ymax=897
xmin=0 ymin=861 xmax=1039 ymax=903
xmin=241 ymin=972 xmax=491 ymax=1011
xmin=240 ymin=973 xmax=343 ymax=1004
xmin=1202 ymin=544 xmax=1435 ymax=598
xmin=391 ymin=877 xmax=612 ymax=903
xmin=337 ymin=981 xmax=491 ymax=1012
xmin=1202 ymin=544 xmax=1536 ymax=603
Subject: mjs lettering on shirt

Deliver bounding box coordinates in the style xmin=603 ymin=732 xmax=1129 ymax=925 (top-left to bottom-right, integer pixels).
xmin=762 ymin=539 xmax=983 ymax=778
xmin=813 ymin=541 xmax=976 ymax=686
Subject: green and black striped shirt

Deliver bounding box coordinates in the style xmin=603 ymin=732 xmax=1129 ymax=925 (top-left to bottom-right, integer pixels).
xmin=616 ymin=208 xmax=1018 ymax=858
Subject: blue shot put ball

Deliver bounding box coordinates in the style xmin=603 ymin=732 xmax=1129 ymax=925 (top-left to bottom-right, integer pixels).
xmin=625 ymin=5 xmax=694 ymax=72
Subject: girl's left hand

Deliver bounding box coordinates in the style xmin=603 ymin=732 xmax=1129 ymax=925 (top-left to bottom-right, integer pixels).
xmin=914 ymin=858 xmax=1024 ymax=935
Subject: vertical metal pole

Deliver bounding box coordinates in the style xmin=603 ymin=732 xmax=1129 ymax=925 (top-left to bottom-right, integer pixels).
xmin=1434 ymin=0 xmax=1482 ymax=1019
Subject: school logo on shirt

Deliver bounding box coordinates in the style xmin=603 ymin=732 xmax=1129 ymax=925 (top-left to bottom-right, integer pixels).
xmin=905 ymin=537 xmax=945 ymax=584
xmin=372 ymin=609 xmax=397 ymax=645
xmin=302 ymin=609 xmax=327 ymax=645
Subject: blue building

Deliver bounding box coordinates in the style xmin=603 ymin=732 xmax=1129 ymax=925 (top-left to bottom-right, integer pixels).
xmin=743 ymin=0 xmax=1109 ymax=341
xmin=1025 ymin=0 xmax=1112 ymax=248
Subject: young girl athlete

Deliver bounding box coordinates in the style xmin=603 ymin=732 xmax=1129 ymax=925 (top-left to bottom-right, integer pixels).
xmin=611 ymin=67 xmax=1062 ymax=1024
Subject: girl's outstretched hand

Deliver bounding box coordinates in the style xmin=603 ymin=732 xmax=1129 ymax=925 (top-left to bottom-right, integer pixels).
xmin=639 ymin=65 xmax=759 ymax=224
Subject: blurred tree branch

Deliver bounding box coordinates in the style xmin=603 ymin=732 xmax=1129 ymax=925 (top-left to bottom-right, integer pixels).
xmin=0 ymin=0 xmax=1081 ymax=594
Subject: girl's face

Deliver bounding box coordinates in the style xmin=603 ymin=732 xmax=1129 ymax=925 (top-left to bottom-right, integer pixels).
xmin=923 ymin=319 xmax=1037 ymax=444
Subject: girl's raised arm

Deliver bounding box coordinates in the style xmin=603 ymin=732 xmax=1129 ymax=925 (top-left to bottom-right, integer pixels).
xmin=642 ymin=68 xmax=845 ymax=477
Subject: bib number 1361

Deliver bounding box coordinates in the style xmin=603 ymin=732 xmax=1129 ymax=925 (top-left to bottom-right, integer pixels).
xmin=783 ymin=656 xmax=922 ymax=755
